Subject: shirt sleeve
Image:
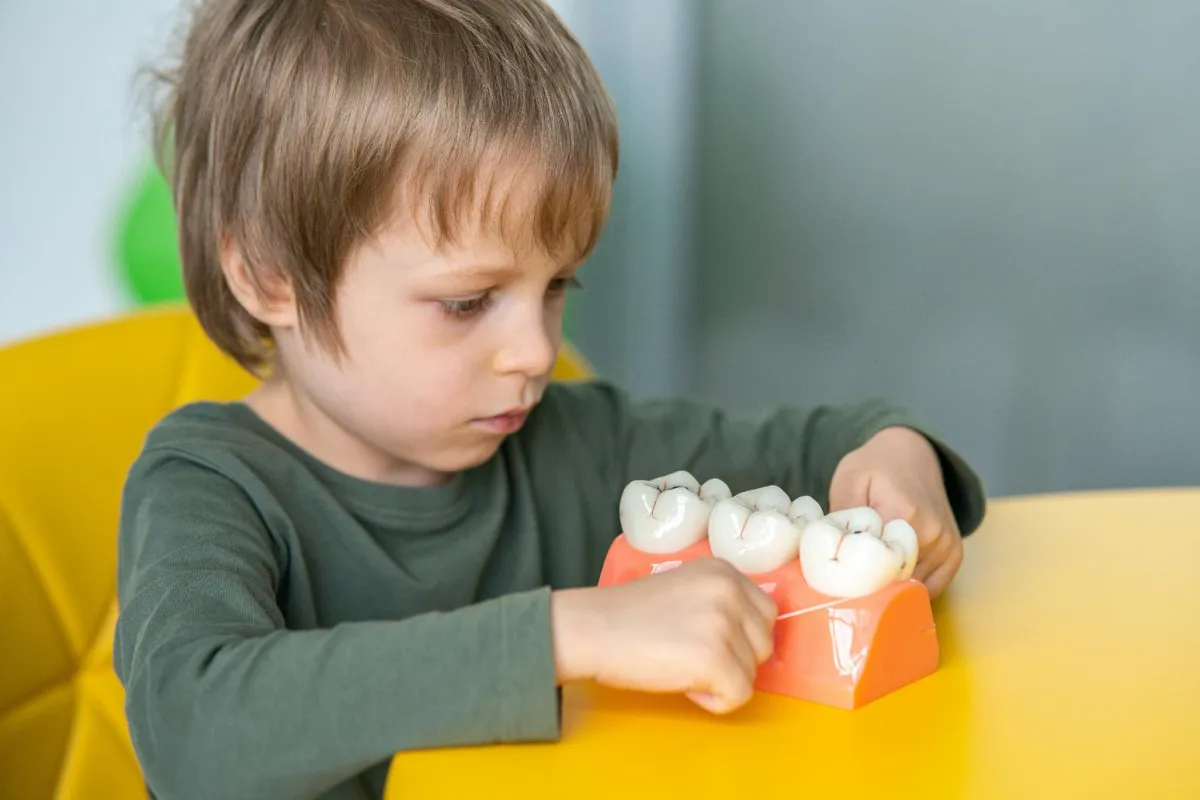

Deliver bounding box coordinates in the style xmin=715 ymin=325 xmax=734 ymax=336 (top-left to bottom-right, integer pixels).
xmin=114 ymin=456 xmax=560 ymax=800
xmin=550 ymin=380 xmax=986 ymax=538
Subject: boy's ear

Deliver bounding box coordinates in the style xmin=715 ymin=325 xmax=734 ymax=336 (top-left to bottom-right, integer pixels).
xmin=219 ymin=237 xmax=298 ymax=328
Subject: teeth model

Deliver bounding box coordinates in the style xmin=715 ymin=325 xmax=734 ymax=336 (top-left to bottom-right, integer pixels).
xmin=823 ymin=507 xmax=883 ymax=536
xmin=699 ymin=478 xmax=732 ymax=505
xmin=799 ymin=507 xmax=920 ymax=598
xmin=708 ymin=486 xmax=824 ymax=574
xmin=620 ymin=471 xmax=717 ymax=553
xmin=881 ymin=519 xmax=919 ymax=580
xmin=788 ymin=495 xmax=825 ymax=526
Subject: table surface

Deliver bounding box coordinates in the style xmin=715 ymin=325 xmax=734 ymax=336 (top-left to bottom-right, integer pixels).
xmin=385 ymin=488 xmax=1200 ymax=799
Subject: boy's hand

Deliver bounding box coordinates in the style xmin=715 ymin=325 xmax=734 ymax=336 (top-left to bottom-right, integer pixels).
xmin=551 ymin=559 xmax=777 ymax=714
xmin=828 ymin=426 xmax=963 ymax=598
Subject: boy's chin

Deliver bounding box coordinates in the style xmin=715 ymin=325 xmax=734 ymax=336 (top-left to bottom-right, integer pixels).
xmin=405 ymin=424 xmax=520 ymax=477
xmin=428 ymin=438 xmax=507 ymax=474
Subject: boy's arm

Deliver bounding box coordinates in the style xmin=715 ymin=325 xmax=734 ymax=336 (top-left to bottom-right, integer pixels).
xmin=559 ymin=381 xmax=985 ymax=538
xmin=114 ymin=459 xmax=560 ymax=800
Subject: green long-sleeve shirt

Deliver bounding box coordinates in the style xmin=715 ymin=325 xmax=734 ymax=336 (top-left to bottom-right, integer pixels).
xmin=114 ymin=380 xmax=985 ymax=800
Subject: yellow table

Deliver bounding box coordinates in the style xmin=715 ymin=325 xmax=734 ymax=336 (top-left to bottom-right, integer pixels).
xmin=384 ymin=489 xmax=1200 ymax=799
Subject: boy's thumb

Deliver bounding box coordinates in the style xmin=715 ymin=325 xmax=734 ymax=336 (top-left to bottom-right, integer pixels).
xmin=827 ymin=467 xmax=870 ymax=513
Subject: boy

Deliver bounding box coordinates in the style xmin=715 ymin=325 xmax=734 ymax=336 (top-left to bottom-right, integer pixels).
xmin=114 ymin=1 xmax=986 ymax=798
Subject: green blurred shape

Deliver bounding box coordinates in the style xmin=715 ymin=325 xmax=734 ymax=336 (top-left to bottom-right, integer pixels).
xmin=114 ymin=162 xmax=184 ymax=304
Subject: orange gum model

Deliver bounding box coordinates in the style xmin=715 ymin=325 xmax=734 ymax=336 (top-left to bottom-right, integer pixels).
xmin=597 ymin=534 xmax=938 ymax=710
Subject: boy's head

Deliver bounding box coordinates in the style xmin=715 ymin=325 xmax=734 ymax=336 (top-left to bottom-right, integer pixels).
xmin=150 ymin=0 xmax=618 ymax=483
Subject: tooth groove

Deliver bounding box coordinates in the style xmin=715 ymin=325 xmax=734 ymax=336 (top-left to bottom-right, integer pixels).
xmin=620 ymin=471 xmax=717 ymax=554
xmin=660 ymin=470 xmax=701 ymax=493
xmin=831 ymin=530 xmax=847 ymax=561
xmin=709 ymin=486 xmax=802 ymax=574
xmin=799 ymin=508 xmax=920 ymax=598
xmin=734 ymin=485 xmax=791 ymax=514
xmin=824 ymin=507 xmax=883 ymax=537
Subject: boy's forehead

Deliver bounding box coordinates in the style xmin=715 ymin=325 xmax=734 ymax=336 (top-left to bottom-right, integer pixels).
xmin=382 ymin=197 xmax=536 ymax=261
xmin=381 ymin=160 xmax=584 ymax=265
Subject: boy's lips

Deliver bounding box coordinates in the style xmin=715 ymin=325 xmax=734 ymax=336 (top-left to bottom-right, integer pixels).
xmin=474 ymin=405 xmax=533 ymax=434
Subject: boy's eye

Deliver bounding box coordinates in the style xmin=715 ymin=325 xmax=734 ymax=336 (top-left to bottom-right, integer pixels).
xmin=548 ymin=275 xmax=583 ymax=296
xmin=439 ymin=293 xmax=493 ymax=320
xmin=438 ymin=277 xmax=580 ymax=320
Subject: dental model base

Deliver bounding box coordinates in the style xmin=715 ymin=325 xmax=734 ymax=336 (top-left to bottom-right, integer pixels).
xmin=599 ymin=471 xmax=938 ymax=710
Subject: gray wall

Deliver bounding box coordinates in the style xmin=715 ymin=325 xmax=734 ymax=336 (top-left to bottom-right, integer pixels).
xmin=551 ymin=0 xmax=699 ymax=399
xmin=682 ymin=1 xmax=1200 ymax=498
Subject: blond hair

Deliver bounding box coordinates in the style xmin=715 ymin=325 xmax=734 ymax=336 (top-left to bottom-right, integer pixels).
xmin=146 ymin=0 xmax=619 ymax=372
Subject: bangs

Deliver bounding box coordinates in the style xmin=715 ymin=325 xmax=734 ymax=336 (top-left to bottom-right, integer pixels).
xmin=354 ymin=0 xmax=621 ymax=266
xmin=395 ymin=129 xmax=617 ymax=266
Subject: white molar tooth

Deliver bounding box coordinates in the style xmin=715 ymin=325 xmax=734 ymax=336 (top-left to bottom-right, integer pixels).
xmin=799 ymin=507 xmax=914 ymax=598
xmin=734 ymin=485 xmax=792 ymax=514
xmin=708 ymin=485 xmax=802 ymax=574
xmin=698 ymin=477 xmax=732 ymax=505
xmin=823 ymin=506 xmax=884 ymax=537
xmin=619 ymin=471 xmax=711 ymax=554
xmin=658 ymin=470 xmax=701 ymax=493
xmin=787 ymin=495 xmax=824 ymax=527
xmin=882 ymin=519 xmax=919 ymax=580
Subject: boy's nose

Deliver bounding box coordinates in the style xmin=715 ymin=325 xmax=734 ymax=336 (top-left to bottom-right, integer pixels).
xmin=493 ymin=319 xmax=557 ymax=378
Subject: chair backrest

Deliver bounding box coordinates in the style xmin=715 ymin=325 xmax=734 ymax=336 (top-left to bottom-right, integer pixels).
xmin=0 ymin=304 xmax=592 ymax=798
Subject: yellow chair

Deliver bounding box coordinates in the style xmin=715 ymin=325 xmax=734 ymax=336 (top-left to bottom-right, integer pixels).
xmin=0 ymin=304 xmax=592 ymax=799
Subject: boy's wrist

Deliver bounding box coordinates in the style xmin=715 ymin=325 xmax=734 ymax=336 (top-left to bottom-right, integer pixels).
xmin=550 ymin=587 xmax=601 ymax=684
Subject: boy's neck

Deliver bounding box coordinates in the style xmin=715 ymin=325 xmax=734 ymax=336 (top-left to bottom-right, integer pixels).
xmin=243 ymin=379 xmax=455 ymax=489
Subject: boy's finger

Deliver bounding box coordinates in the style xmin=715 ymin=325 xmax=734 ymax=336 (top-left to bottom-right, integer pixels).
xmin=908 ymin=506 xmax=948 ymax=580
xmin=742 ymin=615 xmax=775 ymax=664
xmin=732 ymin=580 xmax=776 ymax=663
xmin=924 ymin=545 xmax=964 ymax=599
xmin=828 ymin=467 xmax=871 ymax=512
xmin=695 ymin=649 xmax=754 ymax=714
xmin=714 ymin=662 xmax=754 ymax=714
xmin=739 ymin=579 xmax=779 ymax=626
xmin=687 ymin=686 xmax=748 ymax=715
xmin=914 ymin=536 xmax=949 ymax=583
xmin=912 ymin=538 xmax=941 ymax=582
xmin=912 ymin=505 xmax=961 ymax=581
xmin=686 ymin=690 xmax=721 ymax=711
xmin=726 ymin=630 xmax=758 ymax=678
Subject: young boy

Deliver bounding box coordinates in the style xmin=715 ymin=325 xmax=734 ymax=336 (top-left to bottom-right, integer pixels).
xmin=114 ymin=1 xmax=986 ymax=798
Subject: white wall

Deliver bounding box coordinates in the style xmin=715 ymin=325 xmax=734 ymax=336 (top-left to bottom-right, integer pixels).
xmin=0 ymin=0 xmax=183 ymax=346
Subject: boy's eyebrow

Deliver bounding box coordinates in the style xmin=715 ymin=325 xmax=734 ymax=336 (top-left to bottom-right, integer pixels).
xmin=426 ymin=260 xmax=579 ymax=284
xmin=432 ymin=262 xmax=521 ymax=283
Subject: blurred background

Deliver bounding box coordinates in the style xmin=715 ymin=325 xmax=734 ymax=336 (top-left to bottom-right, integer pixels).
xmin=2 ymin=0 xmax=1197 ymax=498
